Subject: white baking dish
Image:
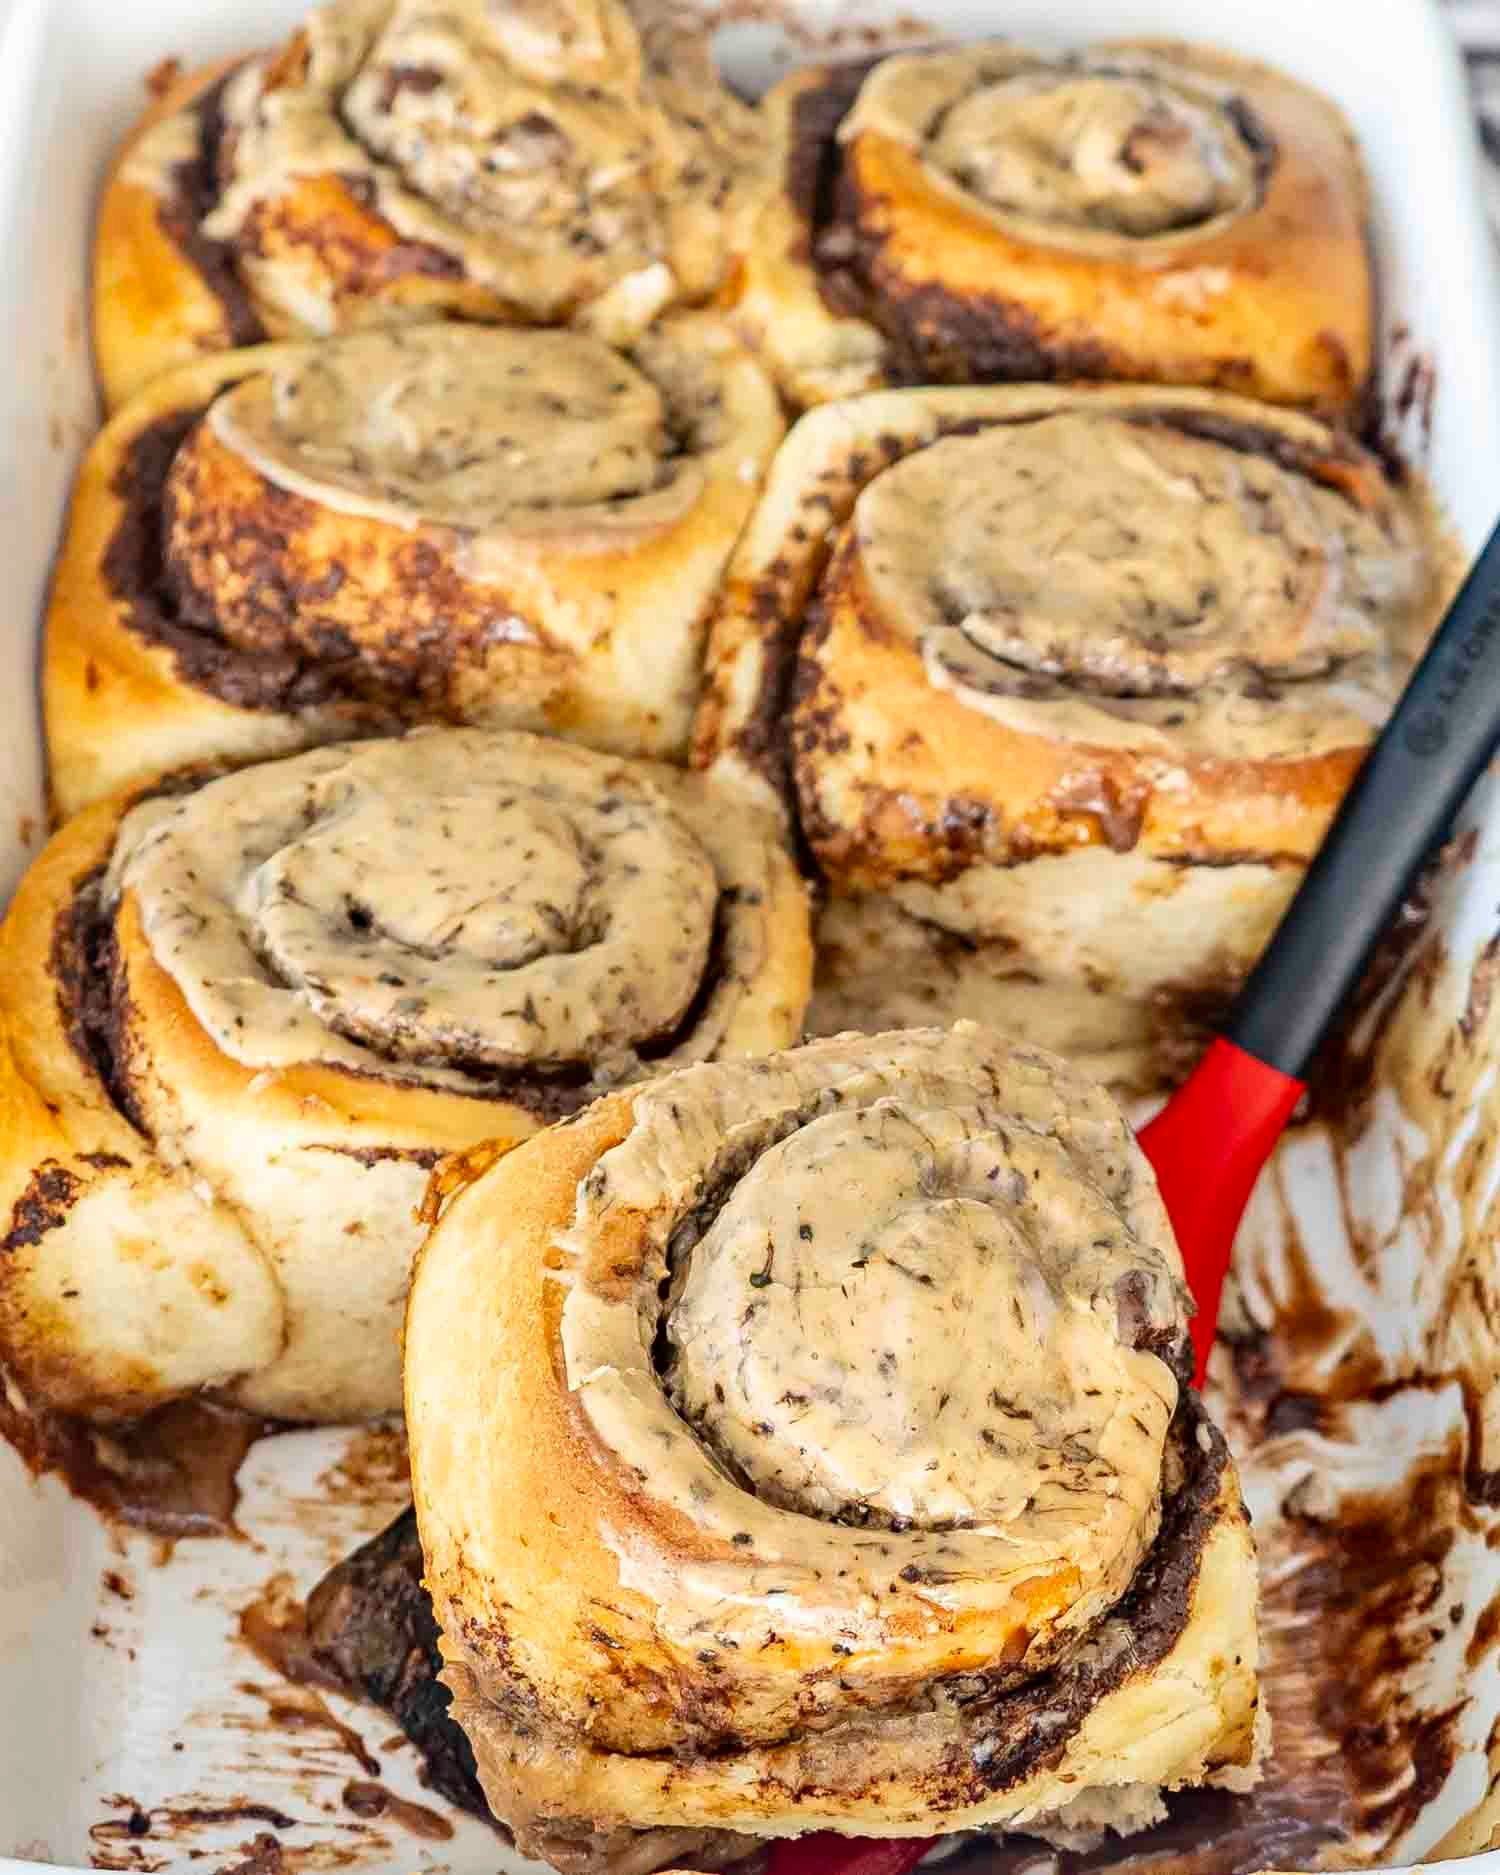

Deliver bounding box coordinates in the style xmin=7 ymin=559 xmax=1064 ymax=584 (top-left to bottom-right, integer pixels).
xmin=2 ymin=0 xmax=1500 ymax=1870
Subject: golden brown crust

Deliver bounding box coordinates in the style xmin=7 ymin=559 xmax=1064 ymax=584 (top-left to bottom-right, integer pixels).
xmin=0 ymin=732 xmax=810 ymax=1424
xmin=91 ymin=1 xmax=767 ymax=410
xmin=693 ymin=382 xmax=1455 ymax=1087
xmin=93 ymin=60 xmax=258 ymax=412
xmin=729 ymin=40 xmax=1372 ymax=414
xmin=45 ymin=320 xmax=784 ymax=819
xmin=406 ymin=1027 xmax=1261 ymax=1856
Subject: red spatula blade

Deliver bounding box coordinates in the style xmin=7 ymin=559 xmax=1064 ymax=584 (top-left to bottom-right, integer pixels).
xmin=1136 ymin=1036 xmax=1304 ymax=1387
xmin=764 ymin=1836 xmax=936 ymax=1875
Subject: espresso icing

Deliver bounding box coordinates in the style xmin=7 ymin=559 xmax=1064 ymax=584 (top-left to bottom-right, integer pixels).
xmin=843 ymin=46 xmax=1263 ymax=251
xmin=194 ymin=324 xmax=713 ymax=542
xmin=557 ymin=1025 xmax=1192 ymax=1655
xmin=105 ymin=730 xmax=777 ymax=1089
xmin=852 ymin=414 xmax=1430 ymax=760
xmin=200 ymin=0 xmax=762 ymax=333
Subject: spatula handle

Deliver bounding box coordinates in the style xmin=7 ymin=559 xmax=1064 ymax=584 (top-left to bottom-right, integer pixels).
xmin=1226 ymin=517 xmax=1500 ymax=1078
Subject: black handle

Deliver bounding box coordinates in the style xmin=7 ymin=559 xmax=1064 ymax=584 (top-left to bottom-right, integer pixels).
xmin=1226 ymin=518 xmax=1500 ymax=1079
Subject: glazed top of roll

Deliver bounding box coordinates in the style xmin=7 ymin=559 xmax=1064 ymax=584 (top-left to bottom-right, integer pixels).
xmin=840 ymin=43 xmax=1271 ymax=252
xmin=854 ymin=407 xmax=1426 ymax=763
xmin=555 ymin=1026 xmax=1192 ymax=1695
xmin=100 ymin=729 xmax=798 ymax=1103
xmin=175 ymin=321 xmax=729 ymax=550
xmin=193 ymin=0 xmax=761 ymax=330
xmin=695 ymin=384 xmax=1459 ymax=893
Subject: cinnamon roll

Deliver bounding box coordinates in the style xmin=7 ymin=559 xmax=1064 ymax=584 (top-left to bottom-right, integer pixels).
xmin=695 ymin=384 xmax=1456 ymax=1090
xmin=0 ymin=729 xmax=810 ymax=1424
xmin=46 ymin=317 xmax=782 ymax=818
xmin=731 ymin=41 xmax=1371 ymax=414
xmin=406 ymin=1024 xmax=1262 ymax=1873
xmin=93 ymin=0 xmax=764 ymax=410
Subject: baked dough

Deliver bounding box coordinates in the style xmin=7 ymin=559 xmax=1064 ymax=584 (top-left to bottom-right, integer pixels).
xmin=47 ymin=317 xmax=782 ymax=818
xmin=92 ymin=0 xmax=765 ymax=409
xmin=694 ymin=383 xmax=1456 ymax=1089
xmin=0 ymin=729 xmax=810 ymax=1422
xmin=407 ymin=1024 xmax=1261 ymax=1871
xmin=730 ymin=40 xmax=1371 ymax=414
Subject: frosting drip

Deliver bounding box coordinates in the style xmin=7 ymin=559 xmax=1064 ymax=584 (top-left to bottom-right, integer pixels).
xmin=106 ymin=731 xmax=760 ymax=1089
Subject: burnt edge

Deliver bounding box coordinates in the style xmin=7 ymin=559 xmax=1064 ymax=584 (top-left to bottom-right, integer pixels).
xmin=155 ymin=68 xmax=267 ymax=349
xmin=1 ymin=1162 xmax=83 ymax=1256
xmin=305 ymin=1505 xmax=497 ymax=1824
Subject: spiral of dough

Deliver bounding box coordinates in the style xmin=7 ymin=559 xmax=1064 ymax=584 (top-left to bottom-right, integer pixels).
xmin=108 ymin=729 xmax=777 ymax=1088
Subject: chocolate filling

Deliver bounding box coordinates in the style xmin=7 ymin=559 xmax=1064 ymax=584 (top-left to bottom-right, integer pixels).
xmin=156 ymin=70 xmax=267 ymax=349
xmin=788 ymin=59 xmax=1280 ymax=393
xmin=50 ymin=865 xmax=148 ymax=1135
xmin=100 ymin=408 xmax=376 ymax=714
xmin=304 ymin=1507 xmax=496 ymax=1824
xmin=0 ymin=1386 xmax=276 ymax=1539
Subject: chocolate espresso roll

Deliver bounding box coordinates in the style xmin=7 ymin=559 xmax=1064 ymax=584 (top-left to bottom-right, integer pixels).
xmin=406 ymin=1024 xmax=1262 ymax=1873
xmin=0 ymin=729 xmax=810 ymax=1423
xmin=694 ymin=384 xmax=1456 ymax=1090
xmin=93 ymin=0 xmax=765 ymax=409
xmin=46 ymin=318 xmax=782 ymax=817
xmin=730 ymin=40 xmax=1371 ymax=414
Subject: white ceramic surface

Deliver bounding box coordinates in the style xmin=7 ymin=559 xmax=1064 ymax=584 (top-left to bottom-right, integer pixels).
xmin=2 ymin=1 xmax=1500 ymax=1871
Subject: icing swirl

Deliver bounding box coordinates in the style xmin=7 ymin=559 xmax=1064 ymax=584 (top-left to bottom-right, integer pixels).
xmin=168 ymin=323 xmax=717 ymax=554
xmin=559 ymin=1026 xmax=1191 ymax=1669
xmin=844 ymin=46 xmax=1263 ymax=250
xmin=107 ymin=729 xmax=783 ymax=1091
xmin=847 ymin=410 xmax=1426 ymax=758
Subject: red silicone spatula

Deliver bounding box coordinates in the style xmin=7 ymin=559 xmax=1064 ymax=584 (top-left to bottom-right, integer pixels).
xmin=765 ymin=519 xmax=1500 ymax=1875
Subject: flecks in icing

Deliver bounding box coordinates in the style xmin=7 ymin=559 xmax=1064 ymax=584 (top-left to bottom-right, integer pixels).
xmin=844 ymin=46 xmax=1261 ymax=252
xmin=106 ymin=729 xmax=779 ymax=1089
xmin=197 ymin=0 xmax=762 ymax=333
xmin=557 ymin=1026 xmax=1189 ymax=1657
xmin=851 ymin=415 xmax=1430 ymax=760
